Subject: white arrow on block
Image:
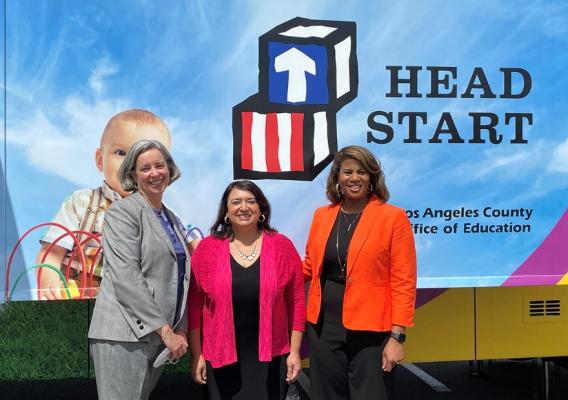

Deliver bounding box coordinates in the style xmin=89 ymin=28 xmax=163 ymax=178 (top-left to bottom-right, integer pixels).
xmin=274 ymin=47 xmax=316 ymax=103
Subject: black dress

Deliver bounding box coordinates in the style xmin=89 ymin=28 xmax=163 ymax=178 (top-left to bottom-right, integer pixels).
xmin=205 ymin=256 xmax=287 ymax=400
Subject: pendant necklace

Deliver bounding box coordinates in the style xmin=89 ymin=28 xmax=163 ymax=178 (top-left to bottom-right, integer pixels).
xmin=336 ymin=209 xmax=361 ymax=278
xmin=340 ymin=208 xmax=361 ymax=232
xmin=235 ymin=241 xmax=259 ymax=262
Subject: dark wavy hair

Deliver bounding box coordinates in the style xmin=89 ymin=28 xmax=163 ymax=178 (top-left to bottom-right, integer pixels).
xmin=325 ymin=145 xmax=390 ymax=204
xmin=210 ymin=180 xmax=277 ymax=240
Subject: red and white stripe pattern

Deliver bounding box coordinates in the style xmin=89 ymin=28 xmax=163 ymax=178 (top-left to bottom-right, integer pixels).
xmin=240 ymin=111 xmax=330 ymax=172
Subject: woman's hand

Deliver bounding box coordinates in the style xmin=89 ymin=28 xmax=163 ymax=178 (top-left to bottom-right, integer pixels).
xmin=382 ymin=337 xmax=404 ymax=373
xmin=157 ymin=325 xmax=188 ymax=360
xmin=191 ymin=354 xmax=207 ymax=384
xmin=286 ymin=351 xmax=302 ymax=383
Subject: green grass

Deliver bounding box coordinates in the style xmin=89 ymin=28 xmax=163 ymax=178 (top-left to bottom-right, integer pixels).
xmin=0 ymin=301 xmax=189 ymax=381
xmin=0 ymin=301 xmax=90 ymax=381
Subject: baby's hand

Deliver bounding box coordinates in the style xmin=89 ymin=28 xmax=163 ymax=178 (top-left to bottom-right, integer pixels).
xmin=39 ymin=280 xmax=64 ymax=300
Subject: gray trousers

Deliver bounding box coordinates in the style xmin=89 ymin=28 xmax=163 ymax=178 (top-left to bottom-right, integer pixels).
xmin=90 ymin=339 xmax=164 ymax=400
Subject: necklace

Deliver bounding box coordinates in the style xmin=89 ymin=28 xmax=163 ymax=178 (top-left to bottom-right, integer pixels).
xmin=336 ymin=210 xmax=361 ymax=278
xmin=340 ymin=208 xmax=361 ymax=232
xmin=234 ymin=241 xmax=259 ymax=262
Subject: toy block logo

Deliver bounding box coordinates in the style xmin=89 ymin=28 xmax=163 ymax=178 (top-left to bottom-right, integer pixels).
xmin=233 ymin=96 xmax=337 ymax=181
xmin=233 ymin=17 xmax=357 ymax=181
xmin=260 ymin=18 xmax=358 ymax=108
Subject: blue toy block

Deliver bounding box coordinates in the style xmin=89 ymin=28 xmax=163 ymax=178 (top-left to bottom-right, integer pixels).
xmin=259 ymin=17 xmax=358 ymax=109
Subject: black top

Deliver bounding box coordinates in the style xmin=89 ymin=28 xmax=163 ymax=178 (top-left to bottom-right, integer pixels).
xmin=231 ymin=255 xmax=261 ymax=351
xmin=322 ymin=209 xmax=362 ymax=283
xmin=205 ymin=256 xmax=287 ymax=400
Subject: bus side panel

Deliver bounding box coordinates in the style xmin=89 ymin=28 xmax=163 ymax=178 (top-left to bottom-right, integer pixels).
xmin=476 ymin=285 xmax=568 ymax=359
xmin=406 ymin=288 xmax=475 ymax=362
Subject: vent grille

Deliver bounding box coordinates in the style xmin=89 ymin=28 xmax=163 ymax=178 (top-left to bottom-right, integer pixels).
xmin=528 ymin=299 xmax=561 ymax=317
xmin=523 ymin=293 xmax=566 ymax=324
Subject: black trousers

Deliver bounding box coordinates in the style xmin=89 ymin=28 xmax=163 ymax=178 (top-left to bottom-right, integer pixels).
xmin=307 ymin=279 xmax=396 ymax=400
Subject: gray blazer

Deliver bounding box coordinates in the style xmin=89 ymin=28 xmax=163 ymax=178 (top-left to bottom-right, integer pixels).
xmin=88 ymin=192 xmax=190 ymax=344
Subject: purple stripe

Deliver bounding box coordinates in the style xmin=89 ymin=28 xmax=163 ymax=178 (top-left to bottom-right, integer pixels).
xmin=503 ymin=208 xmax=568 ymax=286
xmin=416 ymin=288 xmax=448 ymax=309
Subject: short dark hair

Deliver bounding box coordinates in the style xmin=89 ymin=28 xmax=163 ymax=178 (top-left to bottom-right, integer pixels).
xmin=325 ymin=145 xmax=390 ymax=204
xmin=210 ymin=180 xmax=276 ymax=240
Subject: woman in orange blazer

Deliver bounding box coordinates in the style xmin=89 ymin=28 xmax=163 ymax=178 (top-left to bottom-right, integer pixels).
xmin=304 ymin=145 xmax=417 ymax=400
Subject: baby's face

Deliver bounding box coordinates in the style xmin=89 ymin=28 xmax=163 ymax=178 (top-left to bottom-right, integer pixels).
xmin=96 ymin=121 xmax=171 ymax=197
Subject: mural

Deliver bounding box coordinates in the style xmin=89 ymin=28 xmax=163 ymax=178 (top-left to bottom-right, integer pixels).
xmin=2 ymin=1 xmax=568 ymax=302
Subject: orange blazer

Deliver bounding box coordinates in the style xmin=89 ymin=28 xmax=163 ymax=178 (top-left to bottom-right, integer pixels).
xmin=304 ymin=196 xmax=417 ymax=331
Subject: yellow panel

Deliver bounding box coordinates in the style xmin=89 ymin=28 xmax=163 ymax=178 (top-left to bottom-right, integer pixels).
xmin=476 ymin=286 xmax=568 ymax=359
xmin=405 ymin=288 xmax=475 ymax=362
xmin=557 ymin=273 xmax=568 ymax=285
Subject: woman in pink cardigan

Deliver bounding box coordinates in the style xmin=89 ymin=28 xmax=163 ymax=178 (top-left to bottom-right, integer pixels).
xmin=188 ymin=180 xmax=305 ymax=400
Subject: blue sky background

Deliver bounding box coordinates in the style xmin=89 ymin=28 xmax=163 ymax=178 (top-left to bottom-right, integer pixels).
xmin=2 ymin=0 xmax=568 ymax=299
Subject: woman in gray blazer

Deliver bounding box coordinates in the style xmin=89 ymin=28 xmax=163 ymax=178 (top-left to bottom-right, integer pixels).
xmin=88 ymin=139 xmax=192 ymax=400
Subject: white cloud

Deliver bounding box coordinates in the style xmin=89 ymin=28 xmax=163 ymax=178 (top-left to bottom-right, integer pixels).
xmin=442 ymin=140 xmax=544 ymax=185
xmin=30 ymin=23 xmax=69 ymax=94
xmin=471 ymin=150 xmax=534 ymax=181
xmin=414 ymin=237 xmax=433 ymax=252
xmin=514 ymin=1 xmax=568 ymax=41
xmin=190 ymin=0 xmax=213 ymax=41
xmin=548 ymin=137 xmax=568 ymax=173
xmin=7 ymin=96 xmax=128 ymax=188
xmin=218 ymin=0 xmax=329 ymax=78
xmin=88 ymin=57 xmax=118 ymax=95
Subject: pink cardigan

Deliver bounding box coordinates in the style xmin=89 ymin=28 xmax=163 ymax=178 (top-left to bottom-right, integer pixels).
xmin=188 ymin=231 xmax=306 ymax=368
